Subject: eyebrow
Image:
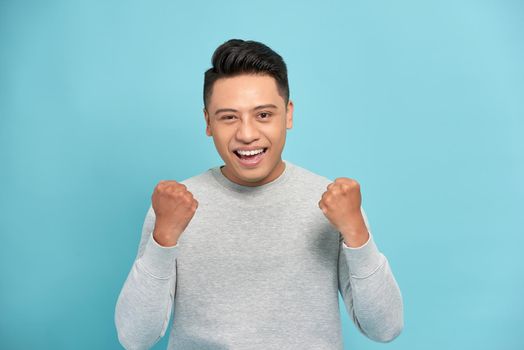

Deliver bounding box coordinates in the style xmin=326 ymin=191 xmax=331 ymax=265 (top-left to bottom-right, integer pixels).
xmin=214 ymin=104 xmax=278 ymax=116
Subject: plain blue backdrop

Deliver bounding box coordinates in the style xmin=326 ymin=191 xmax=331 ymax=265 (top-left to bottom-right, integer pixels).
xmin=1 ymin=0 xmax=523 ymax=349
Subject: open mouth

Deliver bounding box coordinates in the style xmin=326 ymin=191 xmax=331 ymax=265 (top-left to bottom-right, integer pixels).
xmin=233 ymin=148 xmax=268 ymax=160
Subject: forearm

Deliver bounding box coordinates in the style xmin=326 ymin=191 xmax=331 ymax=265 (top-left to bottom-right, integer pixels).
xmin=342 ymin=237 xmax=404 ymax=342
xmin=339 ymin=212 xmax=370 ymax=248
xmin=115 ymin=233 xmax=178 ymax=349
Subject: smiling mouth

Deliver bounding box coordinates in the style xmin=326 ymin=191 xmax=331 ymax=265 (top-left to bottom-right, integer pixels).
xmin=233 ymin=148 xmax=268 ymax=159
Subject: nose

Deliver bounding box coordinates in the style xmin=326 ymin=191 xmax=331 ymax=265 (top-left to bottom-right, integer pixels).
xmin=235 ymin=118 xmax=260 ymax=143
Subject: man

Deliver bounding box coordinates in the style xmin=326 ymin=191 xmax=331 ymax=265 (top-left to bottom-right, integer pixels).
xmin=115 ymin=39 xmax=403 ymax=349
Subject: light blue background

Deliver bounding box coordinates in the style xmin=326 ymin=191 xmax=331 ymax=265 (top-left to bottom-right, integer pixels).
xmin=1 ymin=0 xmax=523 ymax=349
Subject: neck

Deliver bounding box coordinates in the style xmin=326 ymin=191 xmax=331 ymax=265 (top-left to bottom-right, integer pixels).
xmin=220 ymin=159 xmax=286 ymax=187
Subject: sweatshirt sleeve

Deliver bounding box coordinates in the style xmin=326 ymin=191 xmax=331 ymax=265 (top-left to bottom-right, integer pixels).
xmin=115 ymin=205 xmax=179 ymax=350
xmin=337 ymin=207 xmax=404 ymax=342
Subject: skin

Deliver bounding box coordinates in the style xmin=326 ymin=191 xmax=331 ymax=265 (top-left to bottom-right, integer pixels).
xmin=152 ymin=73 xmax=368 ymax=247
xmin=203 ymin=73 xmax=293 ymax=187
xmin=318 ymin=178 xmax=369 ymax=247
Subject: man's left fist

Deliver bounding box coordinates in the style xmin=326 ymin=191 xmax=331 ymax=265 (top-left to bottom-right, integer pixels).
xmin=318 ymin=178 xmax=369 ymax=246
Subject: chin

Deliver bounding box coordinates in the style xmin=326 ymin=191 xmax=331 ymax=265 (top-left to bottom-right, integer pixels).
xmin=226 ymin=162 xmax=271 ymax=184
xmin=235 ymin=167 xmax=269 ymax=180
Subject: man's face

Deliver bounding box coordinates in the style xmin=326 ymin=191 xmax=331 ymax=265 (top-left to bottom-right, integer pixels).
xmin=204 ymin=74 xmax=293 ymax=187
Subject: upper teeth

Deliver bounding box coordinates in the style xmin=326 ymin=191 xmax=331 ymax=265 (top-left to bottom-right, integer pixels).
xmin=237 ymin=148 xmax=264 ymax=156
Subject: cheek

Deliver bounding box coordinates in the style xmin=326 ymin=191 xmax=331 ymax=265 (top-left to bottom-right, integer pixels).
xmin=213 ymin=131 xmax=232 ymax=151
xmin=266 ymin=125 xmax=286 ymax=145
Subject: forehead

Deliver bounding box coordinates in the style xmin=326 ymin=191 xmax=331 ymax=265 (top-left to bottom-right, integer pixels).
xmin=209 ymin=74 xmax=283 ymax=110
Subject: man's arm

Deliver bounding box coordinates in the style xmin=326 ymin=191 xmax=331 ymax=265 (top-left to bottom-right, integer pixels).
xmin=114 ymin=206 xmax=179 ymax=349
xmin=319 ymin=177 xmax=403 ymax=341
xmin=337 ymin=208 xmax=404 ymax=342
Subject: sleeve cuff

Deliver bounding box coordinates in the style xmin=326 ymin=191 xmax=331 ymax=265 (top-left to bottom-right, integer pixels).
xmin=137 ymin=232 xmax=180 ymax=279
xmin=342 ymin=233 xmax=384 ymax=278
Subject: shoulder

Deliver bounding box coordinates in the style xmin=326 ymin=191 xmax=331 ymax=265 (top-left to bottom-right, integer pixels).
xmin=286 ymin=161 xmax=332 ymax=193
xmin=178 ymin=167 xmax=216 ymax=192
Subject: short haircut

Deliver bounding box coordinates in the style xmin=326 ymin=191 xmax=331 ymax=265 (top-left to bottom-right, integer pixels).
xmin=203 ymin=39 xmax=289 ymax=110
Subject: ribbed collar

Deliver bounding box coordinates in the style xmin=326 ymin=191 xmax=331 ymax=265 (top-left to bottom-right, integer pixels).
xmin=210 ymin=160 xmax=294 ymax=202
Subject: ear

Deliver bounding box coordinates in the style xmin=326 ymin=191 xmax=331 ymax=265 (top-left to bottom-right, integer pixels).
xmin=286 ymin=100 xmax=294 ymax=129
xmin=204 ymin=108 xmax=212 ymax=136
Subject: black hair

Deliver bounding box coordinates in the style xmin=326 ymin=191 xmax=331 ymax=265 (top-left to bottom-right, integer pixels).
xmin=203 ymin=39 xmax=289 ymax=110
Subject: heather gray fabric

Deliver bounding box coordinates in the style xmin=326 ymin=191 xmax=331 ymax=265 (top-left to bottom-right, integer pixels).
xmin=115 ymin=160 xmax=403 ymax=349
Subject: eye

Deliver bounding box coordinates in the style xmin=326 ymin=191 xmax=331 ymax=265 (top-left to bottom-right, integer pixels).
xmin=258 ymin=112 xmax=272 ymax=119
xmin=221 ymin=115 xmax=236 ymax=121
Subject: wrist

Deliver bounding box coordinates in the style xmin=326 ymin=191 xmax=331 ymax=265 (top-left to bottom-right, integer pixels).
xmin=153 ymin=227 xmax=180 ymax=247
xmin=342 ymin=230 xmax=369 ymax=248
xmin=339 ymin=215 xmax=369 ymax=248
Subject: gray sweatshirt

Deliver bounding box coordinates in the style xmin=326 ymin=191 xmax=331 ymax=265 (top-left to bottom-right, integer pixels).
xmin=115 ymin=160 xmax=403 ymax=349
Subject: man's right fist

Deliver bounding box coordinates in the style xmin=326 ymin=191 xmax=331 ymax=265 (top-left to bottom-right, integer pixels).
xmin=151 ymin=180 xmax=198 ymax=247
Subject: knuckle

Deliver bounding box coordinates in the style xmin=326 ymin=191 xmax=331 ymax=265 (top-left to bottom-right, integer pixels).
xmin=170 ymin=188 xmax=182 ymax=197
xmin=348 ymin=181 xmax=360 ymax=191
xmin=335 ymin=177 xmax=359 ymax=190
xmin=158 ymin=180 xmax=171 ymax=187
